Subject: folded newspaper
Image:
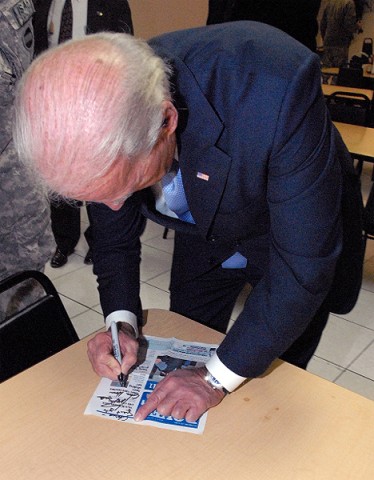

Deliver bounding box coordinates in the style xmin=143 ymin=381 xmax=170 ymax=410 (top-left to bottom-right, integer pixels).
xmin=84 ymin=335 xmax=218 ymax=434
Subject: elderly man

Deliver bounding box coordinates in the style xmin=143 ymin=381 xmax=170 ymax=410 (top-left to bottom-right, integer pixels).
xmin=14 ymin=23 xmax=363 ymax=422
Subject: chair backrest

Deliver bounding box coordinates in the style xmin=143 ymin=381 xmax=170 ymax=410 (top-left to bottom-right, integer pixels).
xmin=325 ymin=91 xmax=371 ymax=126
xmin=337 ymin=67 xmax=364 ymax=88
xmin=0 ymin=270 xmax=79 ymax=382
xmin=362 ymin=38 xmax=373 ymax=58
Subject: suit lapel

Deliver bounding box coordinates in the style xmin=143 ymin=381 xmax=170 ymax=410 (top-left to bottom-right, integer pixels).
xmin=173 ymin=60 xmax=232 ymax=239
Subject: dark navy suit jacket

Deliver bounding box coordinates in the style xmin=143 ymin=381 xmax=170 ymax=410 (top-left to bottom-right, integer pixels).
xmin=89 ymin=22 xmax=363 ymax=378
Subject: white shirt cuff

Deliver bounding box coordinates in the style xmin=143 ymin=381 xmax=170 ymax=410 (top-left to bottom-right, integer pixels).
xmin=205 ymin=352 xmax=247 ymax=392
xmin=105 ymin=310 xmax=139 ymax=338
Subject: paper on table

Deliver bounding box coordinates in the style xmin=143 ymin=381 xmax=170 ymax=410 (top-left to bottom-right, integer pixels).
xmin=84 ymin=335 xmax=219 ymax=434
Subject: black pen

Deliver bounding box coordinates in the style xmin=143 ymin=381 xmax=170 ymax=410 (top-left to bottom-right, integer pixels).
xmin=110 ymin=322 xmax=126 ymax=387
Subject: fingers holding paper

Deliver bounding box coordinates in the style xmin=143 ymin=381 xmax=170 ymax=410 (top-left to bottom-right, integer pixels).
xmin=134 ymin=367 xmax=225 ymax=423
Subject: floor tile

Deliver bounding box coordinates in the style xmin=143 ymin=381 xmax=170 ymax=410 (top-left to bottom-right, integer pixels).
xmin=52 ymin=266 xmax=99 ymax=308
xmin=364 ymin=239 xmax=374 ymax=262
xmin=60 ymin=294 xmax=90 ymax=319
xmin=231 ymin=284 xmax=252 ymax=320
xmin=45 ymin=253 xmax=87 ymax=280
xmin=226 ymin=319 xmax=235 ymax=333
xmin=73 ymin=233 xmax=91 ymax=258
xmin=338 ymin=288 xmax=374 ymax=330
xmin=140 ymin=245 xmax=173 ymax=282
xmin=70 ymin=308 xmax=104 ymax=340
xmin=334 ymin=370 xmax=374 ymax=401
xmin=347 ymin=340 xmax=374 ymax=379
xmin=146 ymin=271 xmax=171 ymax=292
xmin=80 ymin=206 xmax=89 ymax=224
xmin=142 ymin=234 xmax=175 ymax=254
xmin=140 ymin=283 xmax=170 ymax=311
xmin=141 ymin=220 xmax=166 ymax=242
xmin=362 ymin=256 xmax=374 ymax=293
xmin=313 ymin=314 xmax=374 ymax=368
xmin=91 ymin=303 xmax=103 ymax=315
xmin=307 ymin=356 xmax=344 ymax=382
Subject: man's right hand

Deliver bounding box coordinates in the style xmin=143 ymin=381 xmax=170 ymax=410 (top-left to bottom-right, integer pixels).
xmin=87 ymin=324 xmax=138 ymax=380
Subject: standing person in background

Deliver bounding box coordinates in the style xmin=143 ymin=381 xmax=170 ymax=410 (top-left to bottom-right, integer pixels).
xmin=207 ymin=0 xmax=321 ymax=52
xmin=0 ymin=0 xmax=54 ymax=320
xmin=320 ymin=0 xmax=358 ymax=67
xmin=206 ymin=0 xmax=235 ymax=24
xmin=353 ymin=0 xmax=365 ymax=25
xmin=32 ymin=0 xmax=134 ymax=268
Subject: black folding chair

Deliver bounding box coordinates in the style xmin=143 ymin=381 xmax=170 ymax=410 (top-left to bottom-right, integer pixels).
xmin=326 ymin=91 xmax=373 ymax=175
xmin=0 ymin=270 xmax=79 ymax=382
xmin=337 ymin=67 xmax=364 ymax=88
xmin=362 ymin=38 xmax=373 ymax=58
xmin=326 ymin=91 xmax=371 ymax=126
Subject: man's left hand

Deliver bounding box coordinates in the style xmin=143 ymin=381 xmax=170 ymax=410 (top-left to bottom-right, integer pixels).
xmin=134 ymin=367 xmax=225 ymax=423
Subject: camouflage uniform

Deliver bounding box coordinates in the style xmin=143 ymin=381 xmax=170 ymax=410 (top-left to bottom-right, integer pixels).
xmin=0 ymin=0 xmax=54 ymax=319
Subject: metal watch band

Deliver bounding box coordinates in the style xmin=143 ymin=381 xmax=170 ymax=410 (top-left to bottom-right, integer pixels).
xmin=202 ymin=366 xmax=229 ymax=395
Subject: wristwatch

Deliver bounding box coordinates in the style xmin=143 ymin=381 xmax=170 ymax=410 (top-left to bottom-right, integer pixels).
xmin=202 ymin=366 xmax=229 ymax=395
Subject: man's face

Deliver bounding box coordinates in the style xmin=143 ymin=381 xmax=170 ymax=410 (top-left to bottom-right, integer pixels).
xmin=75 ymin=131 xmax=176 ymax=211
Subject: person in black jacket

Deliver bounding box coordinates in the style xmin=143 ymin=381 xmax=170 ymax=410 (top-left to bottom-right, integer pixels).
xmin=207 ymin=0 xmax=321 ymax=52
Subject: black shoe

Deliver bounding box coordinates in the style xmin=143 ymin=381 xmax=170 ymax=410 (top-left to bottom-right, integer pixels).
xmin=50 ymin=248 xmax=72 ymax=268
xmin=84 ymin=248 xmax=93 ymax=265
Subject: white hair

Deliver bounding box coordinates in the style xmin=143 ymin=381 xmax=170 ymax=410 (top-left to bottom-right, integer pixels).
xmin=13 ymin=32 xmax=172 ymax=197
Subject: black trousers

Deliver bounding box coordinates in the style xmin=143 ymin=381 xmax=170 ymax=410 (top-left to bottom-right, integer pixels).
xmin=50 ymin=202 xmax=92 ymax=254
xmin=170 ymin=240 xmax=329 ymax=371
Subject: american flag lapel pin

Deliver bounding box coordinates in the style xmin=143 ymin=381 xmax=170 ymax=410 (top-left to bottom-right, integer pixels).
xmin=196 ymin=171 xmax=210 ymax=181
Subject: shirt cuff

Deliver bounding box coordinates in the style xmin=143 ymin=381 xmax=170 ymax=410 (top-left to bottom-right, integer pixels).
xmin=105 ymin=310 xmax=139 ymax=338
xmin=205 ymin=353 xmax=247 ymax=393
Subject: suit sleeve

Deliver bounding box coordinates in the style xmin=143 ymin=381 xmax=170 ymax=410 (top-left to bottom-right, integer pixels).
xmin=89 ymin=193 xmax=146 ymax=323
xmin=217 ymin=55 xmax=343 ymax=378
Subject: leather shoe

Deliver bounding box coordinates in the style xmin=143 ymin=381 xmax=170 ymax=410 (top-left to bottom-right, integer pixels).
xmin=84 ymin=248 xmax=93 ymax=265
xmin=50 ymin=248 xmax=73 ymax=268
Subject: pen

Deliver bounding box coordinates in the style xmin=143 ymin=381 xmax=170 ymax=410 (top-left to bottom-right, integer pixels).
xmin=110 ymin=322 xmax=126 ymax=387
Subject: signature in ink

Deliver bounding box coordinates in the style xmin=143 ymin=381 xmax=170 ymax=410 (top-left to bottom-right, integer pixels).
xmin=97 ymin=390 xmax=140 ymax=421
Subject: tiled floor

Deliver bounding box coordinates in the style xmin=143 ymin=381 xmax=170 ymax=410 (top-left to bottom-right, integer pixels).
xmin=45 ymin=164 xmax=374 ymax=401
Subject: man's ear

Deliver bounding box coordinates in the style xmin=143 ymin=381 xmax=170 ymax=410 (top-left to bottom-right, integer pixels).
xmin=161 ymin=101 xmax=178 ymax=135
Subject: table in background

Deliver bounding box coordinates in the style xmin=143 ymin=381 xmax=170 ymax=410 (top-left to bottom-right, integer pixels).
xmin=1 ymin=308 xmax=374 ymax=480
xmin=321 ymin=65 xmax=374 ymax=89
xmin=334 ymin=121 xmax=374 ymax=163
xmin=321 ymin=66 xmax=339 ymax=76
xmin=321 ymin=66 xmax=374 ymax=78
xmin=322 ymin=83 xmax=374 ymax=101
